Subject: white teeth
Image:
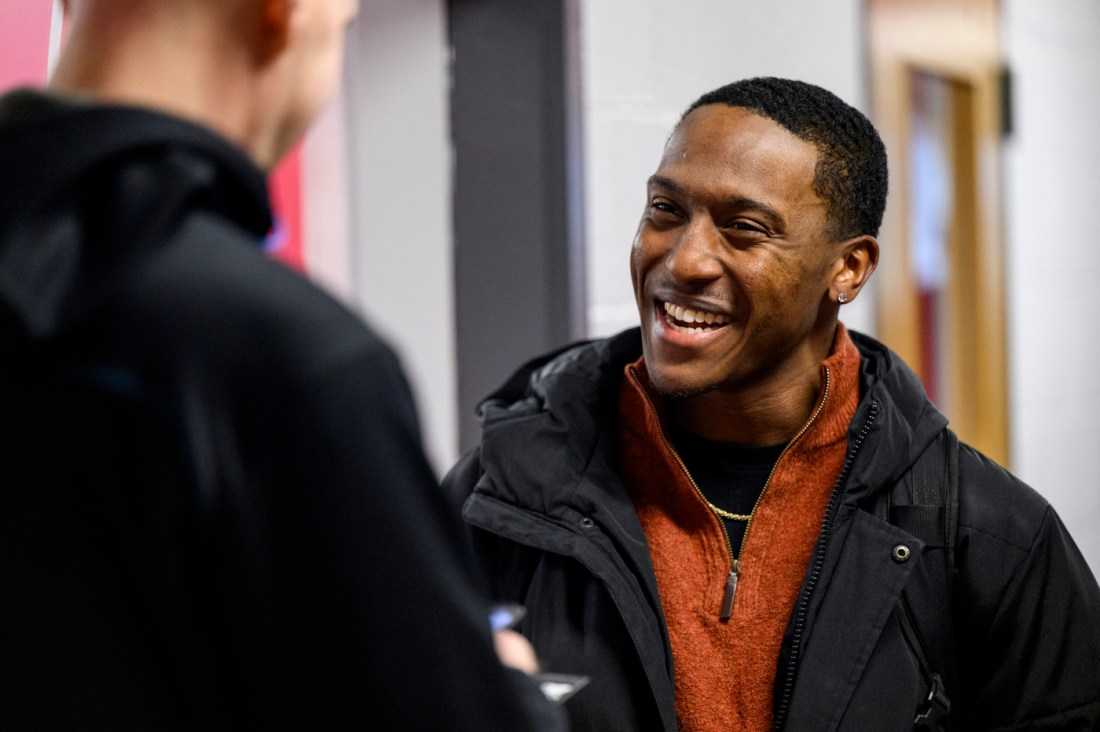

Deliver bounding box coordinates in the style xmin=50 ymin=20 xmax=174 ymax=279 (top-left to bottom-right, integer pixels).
xmin=661 ymin=300 xmax=729 ymax=330
xmin=659 ymin=300 xmax=733 ymax=335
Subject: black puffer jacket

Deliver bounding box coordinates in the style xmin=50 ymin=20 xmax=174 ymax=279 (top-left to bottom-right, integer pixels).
xmin=445 ymin=327 xmax=1100 ymax=731
xmin=0 ymin=90 xmax=563 ymax=731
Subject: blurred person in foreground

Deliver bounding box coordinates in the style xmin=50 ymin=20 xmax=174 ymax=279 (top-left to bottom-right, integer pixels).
xmin=445 ymin=77 xmax=1100 ymax=731
xmin=0 ymin=0 xmax=563 ymax=729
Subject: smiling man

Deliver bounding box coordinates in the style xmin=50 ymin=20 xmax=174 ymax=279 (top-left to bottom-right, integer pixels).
xmin=445 ymin=77 xmax=1100 ymax=731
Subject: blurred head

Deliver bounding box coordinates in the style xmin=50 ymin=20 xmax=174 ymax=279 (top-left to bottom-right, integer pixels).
xmin=55 ymin=0 xmax=359 ymax=168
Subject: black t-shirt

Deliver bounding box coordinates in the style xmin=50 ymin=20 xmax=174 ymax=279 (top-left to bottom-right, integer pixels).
xmin=671 ymin=425 xmax=786 ymax=557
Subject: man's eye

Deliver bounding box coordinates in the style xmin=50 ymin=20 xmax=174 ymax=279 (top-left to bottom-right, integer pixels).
xmin=651 ymin=201 xmax=678 ymax=215
xmin=727 ymin=220 xmax=766 ymax=235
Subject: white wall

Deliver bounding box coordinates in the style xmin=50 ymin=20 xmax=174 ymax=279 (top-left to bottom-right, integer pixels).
xmin=303 ymin=92 xmax=354 ymax=304
xmin=331 ymin=0 xmax=458 ymax=474
xmin=1003 ymin=0 xmax=1100 ymax=575
xmin=579 ymin=0 xmax=875 ymax=339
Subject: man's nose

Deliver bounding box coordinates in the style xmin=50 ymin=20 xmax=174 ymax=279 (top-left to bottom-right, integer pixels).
xmin=665 ymin=217 xmax=724 ymax=284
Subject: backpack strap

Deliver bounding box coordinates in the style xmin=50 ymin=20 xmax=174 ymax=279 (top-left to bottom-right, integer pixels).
xmin=887 ymin=428 xmax=960 ymax=731
xmin=888 ymin=429 xmax=958 ymax=549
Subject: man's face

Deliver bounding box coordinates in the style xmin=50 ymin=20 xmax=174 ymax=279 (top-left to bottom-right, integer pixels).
xmin=630 ymin=104 xmax=842 ymax=399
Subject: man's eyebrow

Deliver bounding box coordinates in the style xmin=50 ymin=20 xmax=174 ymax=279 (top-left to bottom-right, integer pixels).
xmin=647 ymin=175 xmax=786 ymax=230
xmin=647 ymin=174 xmax=682 ymax=194
xmin=726 ymin=196 xmax=785 ymax=231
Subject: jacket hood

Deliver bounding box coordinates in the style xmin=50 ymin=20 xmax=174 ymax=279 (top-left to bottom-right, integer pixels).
xmin=0 ymin=89 xmax=271 ymax=345
xmin=475 ymin=329 xmax=642 ymax=523
xmin=476 ymin=326 xmax=948 ymax=515
xmin=843 ymin=330 xmax=948 ymax=505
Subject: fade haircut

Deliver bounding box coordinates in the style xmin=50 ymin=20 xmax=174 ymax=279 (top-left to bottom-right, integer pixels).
xmin=684 ymin=77 xmax=888 ymax=240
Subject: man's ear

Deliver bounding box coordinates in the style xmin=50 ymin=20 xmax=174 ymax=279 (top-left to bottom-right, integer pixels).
xmin=829 ymin=234 xmax=879 ymax=305
xmin=255 ymin=0 xmax=294 ymax=62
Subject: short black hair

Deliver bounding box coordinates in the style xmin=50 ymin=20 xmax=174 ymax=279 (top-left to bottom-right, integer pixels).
xmin=684 ymin=77 xmax=888 ymax=240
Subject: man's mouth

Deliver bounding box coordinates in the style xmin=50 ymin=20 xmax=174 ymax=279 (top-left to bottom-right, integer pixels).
xmin=660 ymin=300 xmax=731 ymax=334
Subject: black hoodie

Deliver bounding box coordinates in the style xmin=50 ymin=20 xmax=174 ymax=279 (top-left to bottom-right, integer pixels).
xmin=0 ymin=90 xmax=564 ymax=731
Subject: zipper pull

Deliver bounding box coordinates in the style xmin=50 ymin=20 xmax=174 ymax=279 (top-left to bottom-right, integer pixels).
xmin=720 ymin=560 xmax=740 ymax=621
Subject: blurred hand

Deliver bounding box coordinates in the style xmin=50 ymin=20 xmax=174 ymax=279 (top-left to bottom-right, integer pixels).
xmin=493 ymin=629 xmax=539 ymax=675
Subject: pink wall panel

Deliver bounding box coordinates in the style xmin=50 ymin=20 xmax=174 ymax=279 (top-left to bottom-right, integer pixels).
xmin=0 ymin=0 xmax=55 ymax=90
xmin=266 ymin=146 xmax=305 ymax=273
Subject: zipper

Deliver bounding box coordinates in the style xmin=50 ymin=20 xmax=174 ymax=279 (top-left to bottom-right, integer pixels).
xmin=771 ymin=399 xmax=880 ymax=732
xmin=628 ymin=365 xmax=832 ymax=621
xmin=720 ymin=558 xmax=741 ymax=619
xmin=629 ymin=366 xmax=738 ymax=618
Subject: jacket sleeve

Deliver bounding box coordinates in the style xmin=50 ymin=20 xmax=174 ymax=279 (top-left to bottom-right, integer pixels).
xmin=955 ymin=448 xmax=1100 ymax=730
xmin=267 ymin=336 xmax=565 ymax=731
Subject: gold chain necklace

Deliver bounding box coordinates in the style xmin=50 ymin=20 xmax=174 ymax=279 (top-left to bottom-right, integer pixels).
xmin=706 ymin=503 xmax=751 ymax=521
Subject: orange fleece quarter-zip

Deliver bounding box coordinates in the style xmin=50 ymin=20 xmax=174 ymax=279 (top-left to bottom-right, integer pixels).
xmin=618 ymin=324 xmax=861 ymax=732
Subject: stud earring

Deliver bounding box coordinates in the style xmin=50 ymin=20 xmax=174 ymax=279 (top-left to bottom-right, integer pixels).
xmin=838 ymin=292 xmax=849 ymax=304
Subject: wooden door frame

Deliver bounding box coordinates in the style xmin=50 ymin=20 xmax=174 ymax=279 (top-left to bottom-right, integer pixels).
xmin=869 ymin=0 xmax=1009 ymax=466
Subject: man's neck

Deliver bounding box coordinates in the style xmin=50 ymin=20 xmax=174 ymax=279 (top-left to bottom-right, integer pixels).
xmin=668 ymin=329 xmax=837 ymax=446
xmin=670 ymin=373 xmax=822 ymax=446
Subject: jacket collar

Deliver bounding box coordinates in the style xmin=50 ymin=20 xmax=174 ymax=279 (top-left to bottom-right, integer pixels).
xmin=840 ymin=331 xmax=948 ymax=508
xmin=477 ymin=329 xmax=641 ymax=522
xmin=475 ymin=326 xmax=947 ymax=521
